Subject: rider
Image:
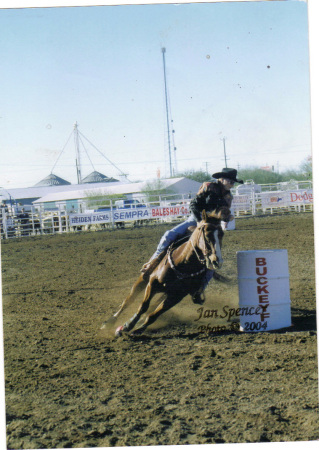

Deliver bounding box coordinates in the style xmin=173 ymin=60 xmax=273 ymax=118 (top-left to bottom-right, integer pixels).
xmin=141 ymin=168 xmax=243 ymax=303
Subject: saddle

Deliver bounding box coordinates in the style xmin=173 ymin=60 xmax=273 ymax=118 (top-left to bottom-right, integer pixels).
xmin=141 ymin=233 xmax=192 ymax=281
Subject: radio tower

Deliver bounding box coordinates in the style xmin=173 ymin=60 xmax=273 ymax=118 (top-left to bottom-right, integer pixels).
xmin=74 ymin=121 xmax=82 ymax=184
xmin=161 ymin=47 xmax=177 ymax=177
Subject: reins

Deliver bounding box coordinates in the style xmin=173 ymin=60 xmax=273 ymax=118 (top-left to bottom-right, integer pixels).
xmin=167 ymin=245 xmax=207 ymax=280
xmin=190 ymin=225 xmax=211 ymax=265
xmin=167 ymin=224 xmax=213 ymax=280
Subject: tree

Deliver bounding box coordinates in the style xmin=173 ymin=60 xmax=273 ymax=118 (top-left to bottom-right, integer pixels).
xmin=141 ymin=179 xmax=173 ymax=202
xmin=237 ymin=168 xmax=283 ymax=184
xmin=299 ymin=156 xmax=312 ymax=179
xmin=174 ymin=170 xmax=211 ymax=183
xmin=237 ymin=161 xmax=313 ymax=184
xmin=84 ymin=189 xmax=123 ymax=209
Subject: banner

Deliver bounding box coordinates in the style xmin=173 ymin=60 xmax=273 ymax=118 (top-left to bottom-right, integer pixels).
xmin=260 ymin=191 xmax=289 ymax=208
xmin=69 ymin=204 xmax=190 ymax=225
xmin=260 ymin=190 xmax=313 ymax=208
xmin=150 ymin=205 xmax=190 ymax=218
xmin=68 ymin=191 xmax=313 ymax=227
xmin=289 ymin=190 xmax=313 ymax=204
xmin=232 ymin=195 xmax=251 ymax=211
xmin=69 ymin=212 xmax=111 ymax=225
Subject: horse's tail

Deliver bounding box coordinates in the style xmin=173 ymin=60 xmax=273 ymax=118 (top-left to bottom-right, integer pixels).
xmin=100 ymin=274 xmax=148 ymax=329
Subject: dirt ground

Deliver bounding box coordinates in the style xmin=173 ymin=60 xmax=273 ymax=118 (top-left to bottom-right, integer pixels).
xmin=1 ymin=212 xmax=318 ymax=449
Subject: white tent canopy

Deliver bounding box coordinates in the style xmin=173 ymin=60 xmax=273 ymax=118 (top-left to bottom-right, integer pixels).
xmin=33 ymin=177 xmax=201 ymax=204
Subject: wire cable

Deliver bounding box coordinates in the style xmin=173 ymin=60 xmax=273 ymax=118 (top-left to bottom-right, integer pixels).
xmin=50 ymin=129 xmax=74 ymax=175
xmin=78 ymin=130 xmax=131 ymax=182
xmin=78 ymin=133 xmax=96 ymax=173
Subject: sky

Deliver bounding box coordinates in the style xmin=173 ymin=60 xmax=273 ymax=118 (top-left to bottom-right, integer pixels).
xmin=0 ymin=0 xmax=314 ymax=189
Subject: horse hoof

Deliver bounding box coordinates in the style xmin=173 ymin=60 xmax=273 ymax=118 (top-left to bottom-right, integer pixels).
xmin=115 ymin=325 xmax=124 ymax=337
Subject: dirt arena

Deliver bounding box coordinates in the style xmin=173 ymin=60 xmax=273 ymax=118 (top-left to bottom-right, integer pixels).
xmin=1 ymin=212 xmax=318 ymax=449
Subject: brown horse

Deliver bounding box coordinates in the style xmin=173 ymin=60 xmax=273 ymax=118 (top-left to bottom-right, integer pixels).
xmin=103 ymin=207 xmax=231 ymax=336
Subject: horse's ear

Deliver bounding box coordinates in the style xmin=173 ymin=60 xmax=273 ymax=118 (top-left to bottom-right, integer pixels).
xmin=202 ymin=210 xmax=207 ymax=222
xmin=216 ymin=209 xmax=223 ymax=219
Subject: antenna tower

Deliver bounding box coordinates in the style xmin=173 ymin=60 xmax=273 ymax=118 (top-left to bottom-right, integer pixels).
xmin=74 ymin=122 xmax=82 ymax=184
xmin=162 ymin=47 xmax=177 ymax=177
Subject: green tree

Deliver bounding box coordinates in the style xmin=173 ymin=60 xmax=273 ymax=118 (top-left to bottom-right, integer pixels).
xmin=84 ymin=189 xmax=123 ymax=209
xmin=174 ymin=170 xmax=211 ymax=183
xmin=299 ymin=156 xmax=313 ymax=179
xmin=237 ymin=168 xmax=283 ymax=184
xmin=237 ymin=159 xmax=312 ymax=184
xmin=141 ymin=179 xmax=173 ymax=202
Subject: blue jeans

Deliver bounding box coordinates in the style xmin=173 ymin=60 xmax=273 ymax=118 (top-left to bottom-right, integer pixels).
xmin=152 ymin=214 xmax=197 ymax=258
xmin=151 ymin=214 xmax=214 ymax=291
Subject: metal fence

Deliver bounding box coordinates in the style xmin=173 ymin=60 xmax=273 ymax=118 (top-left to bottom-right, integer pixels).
xmin=0 ymin=207 xmax=69 ymax=240
xmin=1 ymin=187 xmax=313 ymax=240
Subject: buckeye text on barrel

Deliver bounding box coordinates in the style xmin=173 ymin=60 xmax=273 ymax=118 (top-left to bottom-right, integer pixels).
xmin=237 ymin=250 xmax=291 ymax=332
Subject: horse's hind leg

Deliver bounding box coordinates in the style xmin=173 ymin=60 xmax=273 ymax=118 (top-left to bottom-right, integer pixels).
xmin=100 ymin=275 xmax=147 ymax=328
xmin=115 ymin=281 xmax=158 ymax=335
xmin=113 ymin=274 xmax=147 ymax=318
xmin=132 ymin=293 xmax=181 ymax=335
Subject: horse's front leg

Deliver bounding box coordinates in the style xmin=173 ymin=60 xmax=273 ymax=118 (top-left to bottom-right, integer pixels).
xmin=131 ymin=293 xmax=182 ymax=335
xmin=115 ymin=280 xmax=158 ymax=336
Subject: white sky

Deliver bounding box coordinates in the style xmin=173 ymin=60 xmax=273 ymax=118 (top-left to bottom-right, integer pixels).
xmin=0 ymin=0 xmax=315 ymax=189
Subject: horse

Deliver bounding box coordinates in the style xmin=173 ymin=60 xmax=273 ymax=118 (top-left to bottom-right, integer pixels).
xmin=102 ymin=207 xmax=231 ymax=337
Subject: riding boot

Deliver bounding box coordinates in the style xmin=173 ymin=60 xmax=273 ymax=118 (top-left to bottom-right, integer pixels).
xmin=140 ymin=251 xmax=166 ymax=280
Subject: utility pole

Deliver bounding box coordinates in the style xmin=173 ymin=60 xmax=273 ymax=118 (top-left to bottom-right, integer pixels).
xmin=74 ymin=121 xmax=82 ymax=184
xmin=162 ymin=47 xmax=173 ymax=177
xmin=222 ymin=137 xmax=228 ymax=168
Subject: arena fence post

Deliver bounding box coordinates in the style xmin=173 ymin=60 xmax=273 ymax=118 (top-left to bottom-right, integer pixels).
xmin=58 ymin=207 xmax=63 ymax=234
xmin=31 ymin=206 xmax=35 ymax=235
xmin=251 ymin=190 xmax=256 ymax=216
xmin=111 ymin=201 xmax=115 ymax=230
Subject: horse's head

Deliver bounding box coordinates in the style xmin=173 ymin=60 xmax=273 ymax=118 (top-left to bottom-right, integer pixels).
xmin=205 ymin=206 xmax=232 ymax=223
xmin=196 ymin=208 xmax=230 ymax=269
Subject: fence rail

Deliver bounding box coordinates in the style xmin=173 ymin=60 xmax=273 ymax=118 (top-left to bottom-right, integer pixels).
xmin=1 ymin=188 xmax=313 ymax=240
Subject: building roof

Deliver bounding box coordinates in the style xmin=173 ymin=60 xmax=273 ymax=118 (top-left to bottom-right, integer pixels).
xmin=0 ymin=180 xmax=123 ymax=203
xmin=33 ymin=178 xmax=201 ymax=204
xmin=33 ymin=173 xmax=71 ymax=187
xmin=81 ymin=171 xmax=118 ymax=184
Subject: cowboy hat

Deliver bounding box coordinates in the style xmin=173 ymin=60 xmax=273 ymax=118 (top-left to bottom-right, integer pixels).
xmin=212 ymin=168 xmax=243 ymax=184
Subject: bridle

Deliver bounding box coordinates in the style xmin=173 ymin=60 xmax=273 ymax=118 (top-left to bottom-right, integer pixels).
xmin=167 ymin=245 xmax=206 ymax=280
xmin=190 ymin=223 xmax=215 ymax=267
xmin=167 ymin=222 xmax=219 ymax=280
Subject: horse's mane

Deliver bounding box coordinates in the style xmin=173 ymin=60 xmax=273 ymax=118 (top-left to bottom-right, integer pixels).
xmin=206 ymin=207 xmax=230 ymax=223
xmin=177 ymin=207 xmax=229 ymax=263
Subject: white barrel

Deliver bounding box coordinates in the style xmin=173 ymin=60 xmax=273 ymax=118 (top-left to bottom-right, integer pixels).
xmin=237 ymin=250 xmax=291 ymax=332
xmin=222 ymin=207 xmax=235 ymax=231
